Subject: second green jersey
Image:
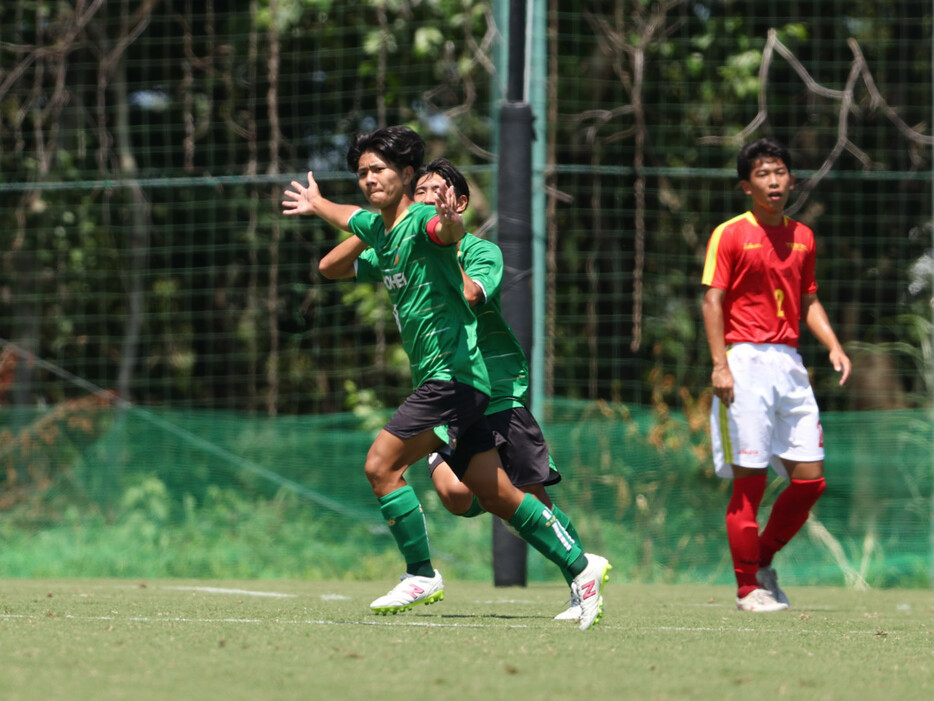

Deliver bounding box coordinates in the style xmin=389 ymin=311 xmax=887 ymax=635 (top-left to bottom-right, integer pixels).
xmin=457 ymin=234 xmax=529 ymax=412
xmin=348 ymin=203 xmax=490 ymax=395
xmin=359 ymin=230 xmax=527 ymax=413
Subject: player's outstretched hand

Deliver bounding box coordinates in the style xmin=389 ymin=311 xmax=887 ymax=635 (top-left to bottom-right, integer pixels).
xmin=432 ymin=180 xmax=464 ymax=242
xmin=282 ymin=171 xmax=321 ymax=216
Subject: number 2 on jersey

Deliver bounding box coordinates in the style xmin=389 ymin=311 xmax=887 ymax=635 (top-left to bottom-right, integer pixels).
xmin=774 ymin=288 xmax=785 ymax=317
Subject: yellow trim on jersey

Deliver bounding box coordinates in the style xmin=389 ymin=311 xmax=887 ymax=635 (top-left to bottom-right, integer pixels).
xmin=701 ymin=213 xmax=751 ymax=286
xmin=717 ymin=400 xmax=733 ymax=465
xmin=388 ymin=207 xmax=413 ymax=233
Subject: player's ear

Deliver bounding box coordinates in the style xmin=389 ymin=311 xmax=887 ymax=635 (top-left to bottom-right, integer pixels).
xmin=740 ymin=180 xmax=752 ymax=195
xmin=456 ymin=195 xmax=469 ymax=213
xmin=788 ymin=173 xmax=796 ymax=190
xmin=402 ymin=165 xmax=414 ymax=187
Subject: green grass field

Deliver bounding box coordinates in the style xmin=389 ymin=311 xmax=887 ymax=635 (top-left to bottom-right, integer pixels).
xmin=1 ymin=578 xmax=931 ymax=700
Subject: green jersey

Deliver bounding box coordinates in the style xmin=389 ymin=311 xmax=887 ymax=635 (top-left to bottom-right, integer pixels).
xmin=348 ymin=203 xmax=490 ymax=395
xmin=359 ymin=231 xmax=527 ymax=413
xmin=457 ymin=234 xmax=529 ymax=412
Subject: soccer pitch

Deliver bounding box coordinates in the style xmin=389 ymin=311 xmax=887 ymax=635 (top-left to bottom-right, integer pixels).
xmin=1 ymin=578 xmax=930 ymax=700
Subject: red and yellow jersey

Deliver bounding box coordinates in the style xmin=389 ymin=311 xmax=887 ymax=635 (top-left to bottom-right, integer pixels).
xmin=702 ymin=212 xmax=818 ymax=347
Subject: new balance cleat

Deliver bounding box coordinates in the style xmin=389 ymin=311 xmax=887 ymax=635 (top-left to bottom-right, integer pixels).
xmin=553 ymin=589 xmax=582 ymax=622
xmin=736 ymin=587 xmax=789 ymax=612
xmin=571 ymin=553 xmax=611 ymax=631
xmin=756 ymin=566 xmax=790 ymax=607
xmin=370 ymin=570 xmax=445 ymax=615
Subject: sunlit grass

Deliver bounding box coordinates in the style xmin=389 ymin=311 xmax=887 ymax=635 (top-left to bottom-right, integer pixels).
xmin=1 ymin=579 xmax=931 ymax=700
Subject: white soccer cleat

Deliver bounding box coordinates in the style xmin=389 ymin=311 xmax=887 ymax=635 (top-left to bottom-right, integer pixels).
xmin=756 ymin=566 xmax=790 ymax=607
xmin=570 ymin=553 xmax=612 ymax=631
xmin=369 ymin=570 xmax=445 ymax=615
xmin=553 ymin=589 xmax=582 ymax=622
xmin=736 ymin=587 xmax=790 ymax=612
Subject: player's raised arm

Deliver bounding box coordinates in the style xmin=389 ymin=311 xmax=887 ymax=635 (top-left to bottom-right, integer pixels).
xmin=430 ymin=180 xmax=465 ymax=245
xmin=282 ymin=171 xmax=361 ymax=231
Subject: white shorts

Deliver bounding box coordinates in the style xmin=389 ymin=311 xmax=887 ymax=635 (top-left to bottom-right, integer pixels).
xmin=710 ymin=343 xmax=824 ymax=479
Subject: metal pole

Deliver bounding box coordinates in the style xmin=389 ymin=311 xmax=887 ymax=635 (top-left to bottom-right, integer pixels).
xmin=529 ymin=0 xmax=546 ymax=420
xmin=929 ymin=0 xmax=934 ymax=589
xmin=492 ymin=0 xmax=534 ymax=587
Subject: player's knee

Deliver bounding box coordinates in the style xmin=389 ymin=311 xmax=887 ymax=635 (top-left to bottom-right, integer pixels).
xmin=363 ymin=452 xmax=391 ymax=489
xmin=434 ymin=477 xmax=477 ymax=514
xmin=440 ymin=491 xmax=475 ymax=515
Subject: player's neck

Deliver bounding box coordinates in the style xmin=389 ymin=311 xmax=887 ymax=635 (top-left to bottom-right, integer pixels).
xmin=380 ymin=195 xmax=414 ymax=231
xmin=751 ymin=206 xmax=785 ymax=228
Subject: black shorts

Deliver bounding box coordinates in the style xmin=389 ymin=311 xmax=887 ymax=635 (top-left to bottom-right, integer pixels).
xmin=384 ymin=379 xmax=496 ymax=475
xmin=428 ymin=405 xmax=561 ymax=488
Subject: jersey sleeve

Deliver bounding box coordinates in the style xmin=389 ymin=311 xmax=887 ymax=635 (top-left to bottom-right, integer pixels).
xmin=355 ymin=248 xmax=382 ymax=283
xmin=701 ymin=221 xmax=735 ymax=289
xmin=347 ymin=209 xmax=380 ymax=246
xmin=801 ymin=233 xmax=818 ymax=295
xmin=408 ymin=202 xmax=451 ymax=247
xmin=461 ymin=236 xmax=503 ymax=304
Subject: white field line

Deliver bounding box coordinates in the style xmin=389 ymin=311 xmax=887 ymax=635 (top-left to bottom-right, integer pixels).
xmin=0 ymin=613 xmax=497 ymax=628
xmin=161 ymin=586 xmax=297 ymax=598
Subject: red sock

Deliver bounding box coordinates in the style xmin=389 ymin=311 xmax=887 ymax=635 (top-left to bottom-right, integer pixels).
xmin=726 ymin=474 xmax=767 ymax=597
xmin=759 ymin=478 xmax=826 ymax=567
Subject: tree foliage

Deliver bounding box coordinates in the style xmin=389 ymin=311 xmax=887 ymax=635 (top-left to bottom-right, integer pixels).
xmin=0 ymin=0 xmax=930 ymax=416
xmin=546 ymin=0 xmax=931 ymax=411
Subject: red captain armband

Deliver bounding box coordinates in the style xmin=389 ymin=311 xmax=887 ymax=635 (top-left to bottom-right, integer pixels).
xmin=426 ymin=216 xmax=452 ymax=245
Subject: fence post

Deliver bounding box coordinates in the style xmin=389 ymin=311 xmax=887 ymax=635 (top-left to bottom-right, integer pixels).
xmin=493 ymin=0 xmax=534 ymax=587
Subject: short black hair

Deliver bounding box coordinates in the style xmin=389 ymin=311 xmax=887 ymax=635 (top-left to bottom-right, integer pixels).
xmin=737 ymin=138 xmax=792 ymax=181
xmin=414 ymin=158 xmax=470 ymax=203
xmin=346 ymin=125 xmax=425 ymax=174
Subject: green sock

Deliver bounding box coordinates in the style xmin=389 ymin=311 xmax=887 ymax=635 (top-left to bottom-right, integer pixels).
xmin=457 ymin=496 xmax=486 ymax=518
xmin=508 ymin=493 xmax=585 ymax=576
xmin=378 ymin=486 xmax=434 ymax=577
xmin=550 ymin=504 xmax=582 ymax=585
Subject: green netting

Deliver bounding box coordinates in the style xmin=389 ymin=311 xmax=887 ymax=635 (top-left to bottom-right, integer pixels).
xmin=1 ymin=399 xmax=929 ymax=587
